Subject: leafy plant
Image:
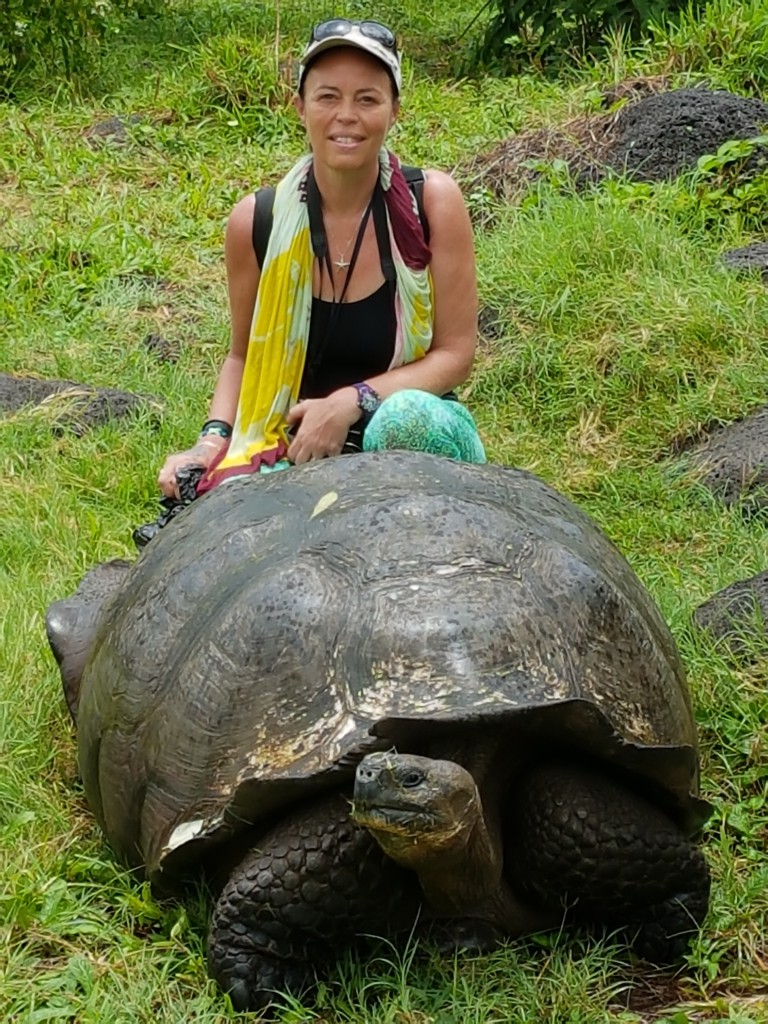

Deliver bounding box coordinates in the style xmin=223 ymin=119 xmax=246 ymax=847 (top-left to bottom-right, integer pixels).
xmin=674 ymin=134 xmax=768 ymax=234
xmin=651 ymin=0 xmax=768 ymax=94
xmin=180 ymin=34 xmax=299 ymax=145
xmin=0 ymin=0 xmax=158 ymax=94
xmin=470 ymin=0 xmax=704 ymax=70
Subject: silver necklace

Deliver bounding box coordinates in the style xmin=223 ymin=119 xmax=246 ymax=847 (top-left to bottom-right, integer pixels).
xmin=327 ymin=206 xmax=370 ymax=271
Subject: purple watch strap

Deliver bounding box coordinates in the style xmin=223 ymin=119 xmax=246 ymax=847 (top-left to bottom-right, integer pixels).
xmin=353 ymin=382 xmax=382 ymax=414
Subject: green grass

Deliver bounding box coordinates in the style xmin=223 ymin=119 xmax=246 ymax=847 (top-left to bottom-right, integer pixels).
xmin=3 ymin=0 xmax=768 ymax=1020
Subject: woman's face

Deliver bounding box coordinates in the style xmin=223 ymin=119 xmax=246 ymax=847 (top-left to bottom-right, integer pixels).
xmin=295 ymin=47 xmax=399 ymax=171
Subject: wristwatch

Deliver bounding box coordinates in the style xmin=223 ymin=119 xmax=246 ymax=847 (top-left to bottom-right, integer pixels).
xmin=352 ymin=382 xmax=382 ymax=416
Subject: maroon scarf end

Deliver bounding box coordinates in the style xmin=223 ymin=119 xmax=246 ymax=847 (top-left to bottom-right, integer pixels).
xmin=196 ymin=441 xmax=289 ymax=495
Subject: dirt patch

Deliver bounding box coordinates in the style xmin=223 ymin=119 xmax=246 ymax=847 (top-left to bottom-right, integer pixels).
xmin=614 ymin=970 xmax=687 ymax=1020
xmin=83 ymin=114 xmax=143 ymax=146
xmin=143 ymin=333 xmax=180 ymax=363
xmin=0 ymin=373 xmax=161 ymax=434
xmin=459 ymin=116 xmax=612 ymax=203
xmin=722 ymin=241 xmax=768 ymax=280
xmin=694 ymin=571 xmax=768 ymax=663
xmin=461 ymin=85 xmax=768 ymax=202
xmin=82 ymin=111 xmax=176 ymax=147
xmin=609 ymin=87 xmax=768 ymax=181
xmin=616 ymin=973 xmax=768 ymax=1022
xmin=673 ymin=406 xmax=768 ymax=513
xmin=477 ymin=305 xmax=510 ymax=343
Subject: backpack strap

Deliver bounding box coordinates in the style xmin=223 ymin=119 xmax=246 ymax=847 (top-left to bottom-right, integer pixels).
xmin=401 ymin=165 xmax=430 ymax=246
xmin=251 ymin=186 xmax=276 ymax=270
xmin=250 ymin=167 xmax=430 ymax=266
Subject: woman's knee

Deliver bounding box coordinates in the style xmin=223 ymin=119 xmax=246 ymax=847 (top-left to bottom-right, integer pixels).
xmin=363 ymin=389 xmax=485 ymax=463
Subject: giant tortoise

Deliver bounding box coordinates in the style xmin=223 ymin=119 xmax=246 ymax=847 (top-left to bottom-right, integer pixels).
xmin=46 ymin=451 xmax=711 ymax=1011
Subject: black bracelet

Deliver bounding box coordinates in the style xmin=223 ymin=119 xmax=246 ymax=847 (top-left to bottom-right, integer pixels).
xmin=199 ymin=419 xmax=232 ymax=439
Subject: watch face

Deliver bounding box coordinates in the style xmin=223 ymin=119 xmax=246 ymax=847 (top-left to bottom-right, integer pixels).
xmin=356 ymin=384 xmax=381 ymax=413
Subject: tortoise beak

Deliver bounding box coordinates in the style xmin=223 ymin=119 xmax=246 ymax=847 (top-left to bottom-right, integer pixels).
xmin=353 ymin=753 xmax=395 ymax=806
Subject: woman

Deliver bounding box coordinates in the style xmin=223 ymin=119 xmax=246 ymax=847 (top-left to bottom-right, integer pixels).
xmin=158 ymin=19 xmax=484 ymax=500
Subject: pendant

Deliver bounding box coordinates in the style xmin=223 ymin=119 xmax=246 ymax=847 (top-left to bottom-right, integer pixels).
xmin=334 ymin=257 xmax=351 ymax=270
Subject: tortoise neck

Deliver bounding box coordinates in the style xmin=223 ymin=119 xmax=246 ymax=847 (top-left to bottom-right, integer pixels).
xmin=364 ymin=773 xmax=505 ymax=916
xmin=412 ymin=793 xmax=504 ymax=916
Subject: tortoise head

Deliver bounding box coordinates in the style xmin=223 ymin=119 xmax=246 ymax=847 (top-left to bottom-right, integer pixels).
xmin=351 ymin=751 xmax=482 ymax=867
xmin=45 ymin=559 xmax=132 ymax=721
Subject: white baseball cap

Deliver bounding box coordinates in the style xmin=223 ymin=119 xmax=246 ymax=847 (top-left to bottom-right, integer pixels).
xmin=299 ymin=19 xmax=402 ymax=96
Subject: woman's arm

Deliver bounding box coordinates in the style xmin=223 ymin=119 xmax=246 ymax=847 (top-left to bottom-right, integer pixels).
xmin=157 ymin=194 xmax=259 ymax=497
xmin=366 ymin=168 xmax=478 ymax=397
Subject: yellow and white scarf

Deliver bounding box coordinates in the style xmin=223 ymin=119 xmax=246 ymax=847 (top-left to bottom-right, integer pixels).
xmin=199 ymin=149 xmax=433 ymax=490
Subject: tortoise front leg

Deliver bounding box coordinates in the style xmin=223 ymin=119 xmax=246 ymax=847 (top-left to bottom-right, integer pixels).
xmin=207 ymin=792 xmax=422 ymax=1012
xmin=506 ymin=761 xmax=710 ymax=963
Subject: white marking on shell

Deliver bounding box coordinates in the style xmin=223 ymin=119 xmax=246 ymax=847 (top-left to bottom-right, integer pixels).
xmin=433 ymin=558 xmax=508 ymax=576
xmin=235 ymin=696 xmax=364 ymax=780
xmin=591 ymin=687 xmax=657 ymax=742
xmin=311 ymin=491 xmax=339 ymax=518
xmin=163 ymin=816 xmax=221 ymax=853
xmin=357 ymin=656 xmax=501 ymax=718
xmin=356 ymin=651 xmax=573 ymax=718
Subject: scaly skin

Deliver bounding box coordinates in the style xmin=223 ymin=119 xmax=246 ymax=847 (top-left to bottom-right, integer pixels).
xmin=506 ymin=760 xmax=711 ymax=962
xmin=209 ymin=759 xmax=710 ymax=1011
xmin=207 ymin=792 xmax=422 ymax=1012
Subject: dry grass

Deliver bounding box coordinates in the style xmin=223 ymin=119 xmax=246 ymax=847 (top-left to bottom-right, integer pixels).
xmin=456 ymin=74 xmax=671 ymax=202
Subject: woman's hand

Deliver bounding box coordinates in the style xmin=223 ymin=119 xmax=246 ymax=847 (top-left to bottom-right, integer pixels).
xmin=157 ymin=437 xmax=227 ymax=499
xmin=286 ymin=388 xmax=360 ymax=464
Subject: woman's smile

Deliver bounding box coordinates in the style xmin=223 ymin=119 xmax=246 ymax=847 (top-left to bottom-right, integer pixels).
xmin=329 ymin=133 xmax=365 ymax=148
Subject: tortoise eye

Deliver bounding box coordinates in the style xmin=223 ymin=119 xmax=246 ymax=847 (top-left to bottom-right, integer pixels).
xmin=401 ymin=771 xmax=424 ymax=788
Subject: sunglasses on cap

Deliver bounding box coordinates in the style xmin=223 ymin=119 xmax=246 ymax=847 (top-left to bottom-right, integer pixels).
xmin=309 ymin=19 xmax=398 ymax=53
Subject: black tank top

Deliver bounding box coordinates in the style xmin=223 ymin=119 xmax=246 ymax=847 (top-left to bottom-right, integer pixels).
xmin=300 ymin=282 xmax=395 ymax=399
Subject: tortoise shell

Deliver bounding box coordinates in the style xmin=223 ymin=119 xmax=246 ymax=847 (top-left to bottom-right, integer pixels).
xmin=65 ymin=452 xmax=707 ymax=882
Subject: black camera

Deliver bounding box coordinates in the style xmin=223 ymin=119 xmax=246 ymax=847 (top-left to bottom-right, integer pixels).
xmin=132 ymin=465 xmax=204 ymax=550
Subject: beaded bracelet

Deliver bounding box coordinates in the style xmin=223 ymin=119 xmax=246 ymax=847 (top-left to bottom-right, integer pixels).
xmin=199 ymin=419 xmax=232 ymax=439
